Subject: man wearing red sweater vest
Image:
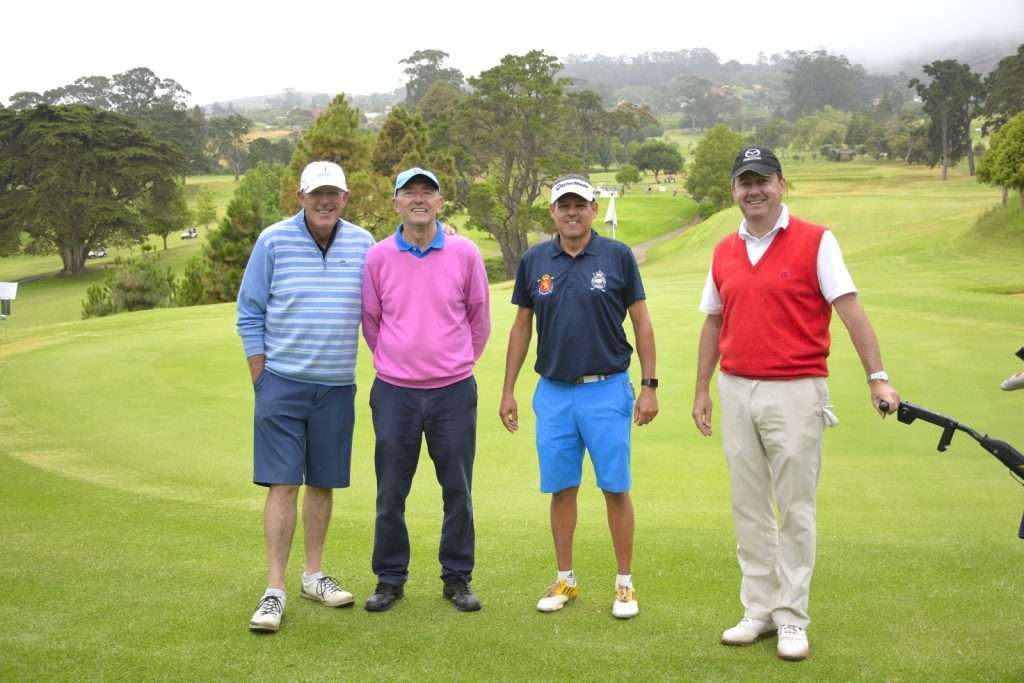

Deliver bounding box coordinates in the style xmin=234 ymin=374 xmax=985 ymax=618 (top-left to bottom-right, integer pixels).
xmin=692 ymin=147 xmax=900 ymax=661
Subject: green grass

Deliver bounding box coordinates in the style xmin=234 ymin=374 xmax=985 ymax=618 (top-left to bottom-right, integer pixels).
xmin=1 ymin=159 xmax=1023 ymax=681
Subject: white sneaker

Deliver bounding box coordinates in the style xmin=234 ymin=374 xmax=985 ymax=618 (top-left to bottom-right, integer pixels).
xmin=536 ymin=579 xmax=578 ymax=612
xmin=611 ymin=584 xmax=639 ymax=619
xmin=777 ymin=624 xmax=809 ymax=661
xmin=721 ymin=617 xmax=776 ymax=645
xmin=301 ymin=575 xmax=354 ymax=607
xmin=249 ymin=594 xmax=284 ymax=632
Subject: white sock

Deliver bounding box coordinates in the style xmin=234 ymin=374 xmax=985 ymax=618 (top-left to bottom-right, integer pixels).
xmin=557 ymin=569 xmax=576 ymax=587
xmin=302 ymin=571 xmax=324 ymax=585
xmin=616 ymin=574 xmax=632 ymax=588
xmin=263 ymin=587 xmax=286 ymax=608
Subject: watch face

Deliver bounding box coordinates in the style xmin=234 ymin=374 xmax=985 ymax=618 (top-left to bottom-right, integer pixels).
xmin=641 ymin=378 xmax=658 ymax=388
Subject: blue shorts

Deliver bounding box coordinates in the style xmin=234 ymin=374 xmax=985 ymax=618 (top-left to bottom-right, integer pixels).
xmin=253 ymin=371 xmax=355 ymax=488
xmin=532 ymin=373 xmax=634 ymax=494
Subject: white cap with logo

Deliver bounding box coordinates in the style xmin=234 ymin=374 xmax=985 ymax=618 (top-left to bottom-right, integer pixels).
xmin=300 ymin=161 xmax=348 ymax=193
xmin=550 ymin=175 xmax=595 ymax=204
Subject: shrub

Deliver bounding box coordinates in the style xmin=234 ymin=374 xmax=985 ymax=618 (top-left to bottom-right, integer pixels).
xmin=81 ymin=255 xmax=175 ymax=319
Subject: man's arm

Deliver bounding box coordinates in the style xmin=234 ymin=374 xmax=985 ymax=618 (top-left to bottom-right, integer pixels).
xmin=237 ymin=237 xmax=271 ymax=384
xmin=465 ymin=250 xmax=491 ymax=360
xmin=360 ymin=256 xmax=382 ymax=353
xmin=499 ymin=307 xmax=534 ymax=433
xmin=628 ymin=299 xmax=658 ymax=426
xmin=692 ymin=314 xmax=723 ymax=436
xmin=832 ymin=293 xmax=900 ymax=416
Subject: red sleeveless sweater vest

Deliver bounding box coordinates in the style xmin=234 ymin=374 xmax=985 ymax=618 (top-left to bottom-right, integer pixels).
xmin=711 ymin=216 xmax=831 ymax=379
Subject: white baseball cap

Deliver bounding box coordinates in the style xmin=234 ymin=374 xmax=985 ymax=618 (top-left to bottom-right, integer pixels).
xmin=550 ymin=175 xmax=595 ymax=204
xmin=300 ymin=161 xmax=348 ymax=193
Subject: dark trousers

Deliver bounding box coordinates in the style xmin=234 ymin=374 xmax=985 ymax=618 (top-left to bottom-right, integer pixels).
xmin=370 ymin=376 xmax=477 ymax=585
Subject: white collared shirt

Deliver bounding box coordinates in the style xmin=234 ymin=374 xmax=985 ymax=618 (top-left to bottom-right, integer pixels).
xmin=699 ymin=204 xmax=856 ymax=314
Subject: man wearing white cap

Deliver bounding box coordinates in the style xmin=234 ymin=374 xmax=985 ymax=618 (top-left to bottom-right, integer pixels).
xmin=500 ymin=173 xmax=658 ymax=619
xmin=238 ymin=161 xmax=375 ymax=633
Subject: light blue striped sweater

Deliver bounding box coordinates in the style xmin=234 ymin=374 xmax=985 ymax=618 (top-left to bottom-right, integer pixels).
xmin=237 ymin=210 xmax=375 ymax=386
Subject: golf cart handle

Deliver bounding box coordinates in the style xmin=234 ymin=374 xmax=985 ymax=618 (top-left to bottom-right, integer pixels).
xmin=884 ymin=399 xmax=1024 ymax=539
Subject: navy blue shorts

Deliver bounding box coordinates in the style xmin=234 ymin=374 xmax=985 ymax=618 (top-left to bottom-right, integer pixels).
xmin=532 ymin=372 xmax=634 ymax=493
xmin=252 ymin=370 xmax=355 ymax=488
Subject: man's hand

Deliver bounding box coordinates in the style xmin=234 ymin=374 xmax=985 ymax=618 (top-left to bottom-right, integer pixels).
xmin=499 ymin=393 xmax=519 ymax=433
xmin=248 ymin=354 xmax=266 ymax=385
xmin=871 ymin=381 xmax=900 ymax=418
xmin=692 ymin=389 xmax=713 ymax=436
xmin=442 ymin=222 xmax=458 ymax=236
xmin=634 ymin=387 xmax=658 ymax=426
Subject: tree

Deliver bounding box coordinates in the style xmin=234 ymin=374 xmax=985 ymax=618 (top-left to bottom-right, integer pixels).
xmin=208 ymin=113 xmax=252 ymax=180
xmin=417 ymin=81 xmax=464 ymax=152
xmin=632 ymin=139 xmax=683 ymax=182
xmin=0 ymin=105 xmax=183 ymax=275
xmin=371 ymin=106 xmax=431 ymax=177
xmin=280 ymin=95 xmax=391 ymax=236
xmin=754 ymin=118 xmax=794 ymax=151
xmin=400 ymin=50 xmax=464 ymax=109
xmin=615 ymin=164 xmax=641 ymax=191
xmin=247 ymin=136 xmax=294 ymax=169
xmin=790 ymin=107 xmax=850 ymax=151
xmin=140 ymin=179 xmax=191 ymax=250
xmin=978 ymin=112 xmax=1024 ymax=208
xmin=980 ymin=44 xmax=1024 ymax=135
xmin=685 ymin=123 xmax=747 ymax=214
xmin=198 ymin=163 xmax=286 ymax=302
xmin=456 ymin=50 xmax=583 ymax=278
xmin=910 ymin=60 xmax=982 ymax=180
xmin=785 ymin=50 xmax=867 ymax=118
xmin=193 ymin=188 xmax=217 ymax=231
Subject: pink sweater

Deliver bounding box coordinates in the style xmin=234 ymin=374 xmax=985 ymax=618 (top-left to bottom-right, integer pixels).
xmin=361 ymin=232 xmax=491 ymax=389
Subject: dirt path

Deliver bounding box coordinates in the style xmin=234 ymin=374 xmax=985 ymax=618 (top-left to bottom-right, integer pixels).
xmin=631 ymin=215 xmax=703 ymax=264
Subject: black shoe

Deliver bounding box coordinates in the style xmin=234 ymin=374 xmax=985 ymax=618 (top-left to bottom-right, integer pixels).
xmin=365 ymin=582 xmax=404 ymax=612
xmin=443 ymin=577 xmax=482 ymax=612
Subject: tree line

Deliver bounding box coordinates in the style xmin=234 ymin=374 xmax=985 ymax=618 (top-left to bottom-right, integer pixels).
xmin=2 ymin=45 xmax=1021 ymax=315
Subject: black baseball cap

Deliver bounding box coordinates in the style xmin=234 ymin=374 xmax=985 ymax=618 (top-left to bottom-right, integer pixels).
xmin=731 ymin=146 xmax=782 ymax=178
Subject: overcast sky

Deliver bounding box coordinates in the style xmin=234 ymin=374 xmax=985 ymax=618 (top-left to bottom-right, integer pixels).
xmin=3 ymin=0 xmax=1021 ymax=106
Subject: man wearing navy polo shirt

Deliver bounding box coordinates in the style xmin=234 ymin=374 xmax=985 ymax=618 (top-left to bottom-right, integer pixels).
xmin=500 ymin=174 xmax=658 ymax=619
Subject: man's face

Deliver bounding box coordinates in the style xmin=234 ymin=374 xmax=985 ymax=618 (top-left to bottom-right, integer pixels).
xmin=298 ymin=186 xmax=348 ymax=233
xmin=549 ymin=194 xmax=598 ymax=241
xmin=393 ymin=179 xmax=443 ymax=228
xmin=732 ymin=172 xmax=785 ymax=223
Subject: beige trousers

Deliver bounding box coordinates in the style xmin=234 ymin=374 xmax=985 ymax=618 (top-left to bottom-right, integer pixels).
xmin=717 ymin=372 xmax=829 ymax=629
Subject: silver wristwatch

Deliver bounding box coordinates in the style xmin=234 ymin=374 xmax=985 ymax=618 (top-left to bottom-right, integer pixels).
xmin=868 ymin=370 xmax=889 ymax=383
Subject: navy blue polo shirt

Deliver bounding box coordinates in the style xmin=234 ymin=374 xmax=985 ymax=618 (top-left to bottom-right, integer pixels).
xmin=511 ymin=230 xmax=645 ymax=383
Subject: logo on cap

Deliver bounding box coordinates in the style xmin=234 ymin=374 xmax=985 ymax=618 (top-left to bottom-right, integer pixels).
xmin=743 ymin=148 xmax=762 ymax=160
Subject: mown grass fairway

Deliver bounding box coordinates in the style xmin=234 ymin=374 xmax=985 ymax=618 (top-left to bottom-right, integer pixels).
xmin=1 ymin=160 xmax=1021 ymax=681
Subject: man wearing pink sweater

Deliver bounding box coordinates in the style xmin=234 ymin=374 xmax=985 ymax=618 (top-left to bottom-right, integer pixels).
xmin=361 ymin=167 xmax=491 ymax=613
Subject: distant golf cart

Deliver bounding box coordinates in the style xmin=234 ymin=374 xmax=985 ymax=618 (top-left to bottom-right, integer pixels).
xmin=180 ymin=227 xmax=199 ymax=240
xmin=87 ymin=246 xmax=108 ymax=259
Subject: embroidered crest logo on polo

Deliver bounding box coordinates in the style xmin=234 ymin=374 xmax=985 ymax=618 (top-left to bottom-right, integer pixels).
xmin=590 ymin=270 xmax=607 ymax=292
xmin=538 ymin=274 xmax=554 ymax=295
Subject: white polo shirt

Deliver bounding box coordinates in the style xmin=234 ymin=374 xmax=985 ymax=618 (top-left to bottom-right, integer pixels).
xmin=699 ymin=204 xmax=857 ymax=314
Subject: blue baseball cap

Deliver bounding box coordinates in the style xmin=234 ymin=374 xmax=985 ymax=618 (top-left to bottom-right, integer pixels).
xmin=394 ymin=167 xmax=440 ymax=195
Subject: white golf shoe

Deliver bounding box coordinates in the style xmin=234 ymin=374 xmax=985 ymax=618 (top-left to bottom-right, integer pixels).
xmin=721 ymin=617 xmax=776 ymax=645
xmin=777 ymin=624 xmax=810 ymax=661
xmin=301 ymin=575 xmax=354 ymax=608
xmin=249 ymin=594 xmax=284 ymax=633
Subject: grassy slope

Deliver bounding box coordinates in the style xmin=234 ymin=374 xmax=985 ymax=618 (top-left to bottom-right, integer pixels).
xmin=1 ymin=160 xmax=1023 ymax=681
